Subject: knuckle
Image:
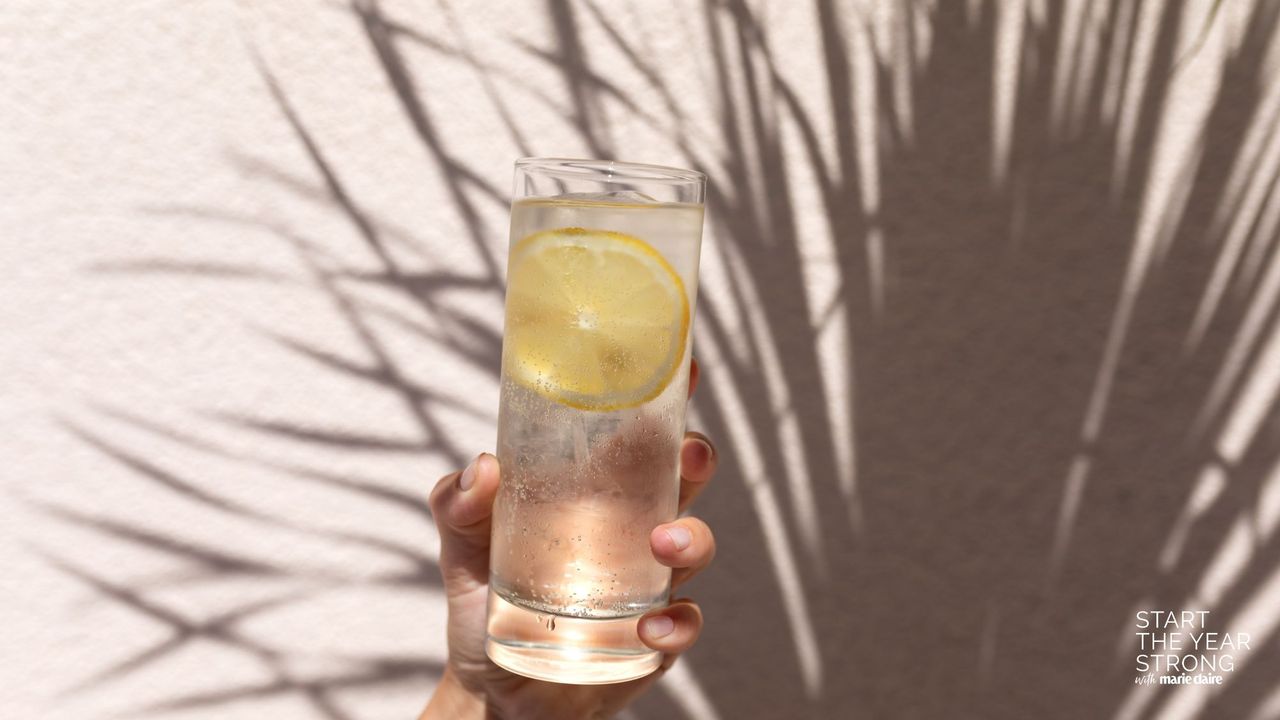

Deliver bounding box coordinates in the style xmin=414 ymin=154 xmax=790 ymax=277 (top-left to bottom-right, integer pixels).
xmin=427 ymin=473 xmax=456 ymax=515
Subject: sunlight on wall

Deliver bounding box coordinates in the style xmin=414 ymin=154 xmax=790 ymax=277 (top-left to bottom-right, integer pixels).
xmin=991 ymin=0 xmax=1025 ymax=186
xmin=658 ymin=662 xmax=723 ymax=720
xmin=693 ymin=330 xmax=824 ymax=696
xmin=1158 ymin=465 xmax=1227 ymax=571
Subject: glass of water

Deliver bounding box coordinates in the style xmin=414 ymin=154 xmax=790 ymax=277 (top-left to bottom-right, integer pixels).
xmin=485 ymin=158 xmax=706 ymax=684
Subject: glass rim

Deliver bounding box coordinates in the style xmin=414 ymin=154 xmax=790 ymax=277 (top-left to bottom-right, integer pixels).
xmin=514 ymin=157 xmax=707 ymax=186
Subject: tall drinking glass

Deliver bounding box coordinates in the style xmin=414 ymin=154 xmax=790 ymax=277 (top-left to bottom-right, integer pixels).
xmin=486 ymin=158 xmax=706 ymax=684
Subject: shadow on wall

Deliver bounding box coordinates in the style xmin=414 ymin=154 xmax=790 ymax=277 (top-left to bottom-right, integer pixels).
xmin=43 ymin=0 xmax=1280 ymax=718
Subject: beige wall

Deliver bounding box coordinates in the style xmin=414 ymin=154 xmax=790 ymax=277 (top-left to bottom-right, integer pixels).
xmin=5 ymin=1 xmax=1280 ymax=718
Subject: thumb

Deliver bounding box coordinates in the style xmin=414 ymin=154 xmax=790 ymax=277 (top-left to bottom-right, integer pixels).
xmin=428 ymin=453 xmax=500 ymax=596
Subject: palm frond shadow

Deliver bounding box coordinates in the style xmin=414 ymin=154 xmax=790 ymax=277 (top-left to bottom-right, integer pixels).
xmin=50 ymin=0 xmax=1280 ymax=717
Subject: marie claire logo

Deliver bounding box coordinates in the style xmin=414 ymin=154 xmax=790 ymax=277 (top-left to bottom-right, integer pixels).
xmin=1134 ymin=610 xmax=1251 ymax=686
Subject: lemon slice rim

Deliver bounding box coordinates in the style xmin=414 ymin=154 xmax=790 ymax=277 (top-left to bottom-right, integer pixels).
xmin=505 ymin=226 xmax=690 ymax=412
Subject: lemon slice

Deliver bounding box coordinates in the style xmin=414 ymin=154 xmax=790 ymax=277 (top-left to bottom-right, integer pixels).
xmin=503 ymin=227 xmax=689 ymax=411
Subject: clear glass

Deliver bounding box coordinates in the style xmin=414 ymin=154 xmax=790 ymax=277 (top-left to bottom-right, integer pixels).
xmin=485 ymin=158 xmax=706 ymax=684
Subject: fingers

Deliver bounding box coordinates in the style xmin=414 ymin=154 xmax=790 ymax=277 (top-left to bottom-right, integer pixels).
xmin=638 ymin=599 xmax=703 ymax=657
xmin=428 ymin=453 xmax=500 ymax=595
xmin=677 ymin=432 xmax=717 ymax=512
xmin=650 ymin=517 xmax=715 ymax=588
xmin=687 ymin=357 xmax=700 ymax=399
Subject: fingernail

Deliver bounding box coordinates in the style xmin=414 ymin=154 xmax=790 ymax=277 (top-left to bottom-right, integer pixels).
xmin=665 ymin=525 xmax=692 ymax=551
xmin=458 ymin=457 xmax=479 ymax=491
xmin=643 ymin=615 xmax=675 ymax=639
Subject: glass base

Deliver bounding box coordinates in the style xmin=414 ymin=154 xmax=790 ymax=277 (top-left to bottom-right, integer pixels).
xmin=485 ymin=590 xmax=662 ymax=685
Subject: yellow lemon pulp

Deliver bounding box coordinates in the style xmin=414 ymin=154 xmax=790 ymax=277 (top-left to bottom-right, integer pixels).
xmin=503 ymin=227 xmax=689 ymax=411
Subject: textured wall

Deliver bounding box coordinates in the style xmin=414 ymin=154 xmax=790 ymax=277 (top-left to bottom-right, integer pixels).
xmin=5 ymin=1 xmax=1280 ymax=718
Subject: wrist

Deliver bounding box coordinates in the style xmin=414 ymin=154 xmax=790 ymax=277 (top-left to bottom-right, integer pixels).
xmin=420 ymin=665 xmax=485 ymax=720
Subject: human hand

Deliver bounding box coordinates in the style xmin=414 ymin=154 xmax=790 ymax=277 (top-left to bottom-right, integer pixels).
xmin=420 ymin=360 xmax=718 ymax=720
